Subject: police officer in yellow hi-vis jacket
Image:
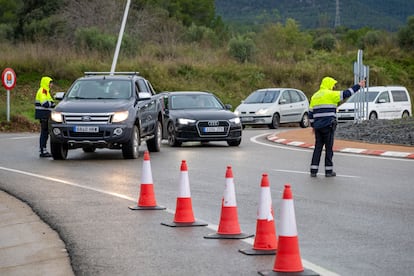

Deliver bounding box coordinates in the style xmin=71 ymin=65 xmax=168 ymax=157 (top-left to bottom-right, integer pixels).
xmin=309 ymin=77 xmax=365 ymax=177
xmin=34 ymin=76 xmax=55 ymax=157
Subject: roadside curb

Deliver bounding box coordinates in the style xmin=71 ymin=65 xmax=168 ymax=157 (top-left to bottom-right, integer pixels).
xmin=266 ymin=133 xmax=414 ymax=159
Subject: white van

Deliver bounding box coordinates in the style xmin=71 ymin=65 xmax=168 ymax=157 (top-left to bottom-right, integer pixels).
xmin=337 ymin=86 xmax=412 ymax=122
xmin=234 ymin=88 xmax=310 ymax=129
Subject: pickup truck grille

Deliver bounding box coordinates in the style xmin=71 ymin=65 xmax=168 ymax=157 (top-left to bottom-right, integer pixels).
xmin=62 ymin=113 xmax=113 ymax=124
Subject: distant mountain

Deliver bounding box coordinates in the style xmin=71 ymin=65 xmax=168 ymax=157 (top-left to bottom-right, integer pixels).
xmin=215 ymin=0 xmax=414 ymax=31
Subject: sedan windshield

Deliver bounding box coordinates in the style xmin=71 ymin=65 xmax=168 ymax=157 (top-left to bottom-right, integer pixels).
xmin=346 ymin=91 xmax=379 ymax=103
xmin=244 ymin=90 xmax=280 ymax=104
xmin=170 ymin=94 xmax=224 ymax=110
xmin=66 ymin=79 xmax=132 ymax=99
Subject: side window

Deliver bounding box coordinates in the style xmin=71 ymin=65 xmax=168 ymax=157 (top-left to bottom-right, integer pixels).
xmin=137 ymin=79 xmax=150 ymax=93
xmin=289 ymin=90 xmax=301 ymax=103
xmin=377 ymin=91 xmax=390 ymax=103
xmin=391 ymin=90 xmax=408 ymax=102
xmin=280 ymin=91 xmax=291 ymax=104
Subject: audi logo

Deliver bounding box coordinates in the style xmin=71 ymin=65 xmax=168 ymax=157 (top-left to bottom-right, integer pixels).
xmin=208 ymin=120 xmax=219 ymax=126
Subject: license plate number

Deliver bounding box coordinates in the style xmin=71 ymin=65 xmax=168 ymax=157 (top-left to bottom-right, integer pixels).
xmin=241 ymin=117 xmax=253 ymax=122
xmin=203 ymin=126 xmax=224 ymax=132
xmin=74 ymin=126 xmax=99 ymax=133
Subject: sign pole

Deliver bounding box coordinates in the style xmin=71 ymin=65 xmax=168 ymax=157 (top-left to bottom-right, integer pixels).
xmin=7 ymin=90 xmax=10 ymax=121
xmin=1 ymin=68 xmax=17 ymax=122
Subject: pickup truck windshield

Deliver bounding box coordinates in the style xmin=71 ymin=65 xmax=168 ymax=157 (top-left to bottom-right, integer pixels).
xmin=67 ymin=79 xmax=132 ymax=99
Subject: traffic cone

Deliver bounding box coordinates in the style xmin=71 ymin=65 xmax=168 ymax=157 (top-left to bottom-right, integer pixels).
xmin=258 ymin=184 xmax=319 ymax=276
xmin=240 ymin=173 xmax=277 ymax=255
xmin=204 ymin=166 xmax=253 ymax=239
xmin=129 ymin=151 xmax=165 ymax=210
xmin=161 ymin=160 xmax=207 ymax=227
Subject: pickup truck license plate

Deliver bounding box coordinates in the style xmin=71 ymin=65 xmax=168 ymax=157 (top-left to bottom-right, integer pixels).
xmin=203 ymin=126 xmax=224 ymax=132
xmin=74 ymin=126 xmax=99 ymax=133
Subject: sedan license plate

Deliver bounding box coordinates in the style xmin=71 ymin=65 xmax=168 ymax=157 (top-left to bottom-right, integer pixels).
xmin=74 ymin=126 xmax=99 ymax=133
xmin=203 ymin=126 xmax=224 ymax=132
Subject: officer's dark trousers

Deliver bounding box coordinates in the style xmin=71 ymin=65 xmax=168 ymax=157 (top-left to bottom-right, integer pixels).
xmin=310 ymin=126 xmax=335 ymax=175
xmin=39 ymin=118 xmax=49 ymax=152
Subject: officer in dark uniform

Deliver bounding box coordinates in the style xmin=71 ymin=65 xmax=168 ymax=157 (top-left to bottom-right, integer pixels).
xmin=34 ymin=76 xmax=55 ymax=157
xmin=309 ymin=77 xmax=365 ymax=177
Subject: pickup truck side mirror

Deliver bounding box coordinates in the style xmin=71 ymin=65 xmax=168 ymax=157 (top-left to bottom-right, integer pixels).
xmin=54 ymin=92 xmax=65 ymax=100
xmin=138 ymin=92 xmax=152 ymax=100
xmin=224 ymin=104 xmax=232 ymax=110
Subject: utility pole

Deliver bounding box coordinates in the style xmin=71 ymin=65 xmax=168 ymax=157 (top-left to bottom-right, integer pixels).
xmin=334 ymin=0 xmax=341 ymax=28
xmin=110 ymin=0 xmax=131 ymax=75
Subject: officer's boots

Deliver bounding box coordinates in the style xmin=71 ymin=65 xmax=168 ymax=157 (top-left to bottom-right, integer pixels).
xmin=39 ymin=148 xmax=52 ymax=158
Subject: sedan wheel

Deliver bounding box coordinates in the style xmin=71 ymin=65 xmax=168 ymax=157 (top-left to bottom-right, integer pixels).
xmin=167 ymin=123 xmax=181 ymax=147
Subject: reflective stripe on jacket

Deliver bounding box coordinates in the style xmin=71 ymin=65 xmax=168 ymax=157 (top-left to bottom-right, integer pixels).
xmin=309 ymin=76 xmax=360 ymax=129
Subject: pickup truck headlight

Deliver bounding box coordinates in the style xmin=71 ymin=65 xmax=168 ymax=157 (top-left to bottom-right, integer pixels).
xmin=51 ymin=111 xmax=63 ymax=123
xmin=178 ymin=118 xmax=196 ymax=125
xmin=112 ymin=111 xmax=129 ymax=123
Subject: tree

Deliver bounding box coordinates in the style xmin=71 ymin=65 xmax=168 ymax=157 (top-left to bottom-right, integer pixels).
xmin=0 ymin=0 xmax=23 ymax=40
xmin=398 ymin=16 xmax=414 ymax=50
xmin=15 ymin=0 xmax=65 ymax=41
xmin=142 ymin=0 xmax=215 ymax=27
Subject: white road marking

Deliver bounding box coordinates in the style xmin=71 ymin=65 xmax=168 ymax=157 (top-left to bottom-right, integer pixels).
xmin=0 ymin=164 xmax=341 ymax=276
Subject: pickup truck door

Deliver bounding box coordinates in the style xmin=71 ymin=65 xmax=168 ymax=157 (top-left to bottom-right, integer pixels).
xmin=135 ymin=79 xmax=157 ymax=136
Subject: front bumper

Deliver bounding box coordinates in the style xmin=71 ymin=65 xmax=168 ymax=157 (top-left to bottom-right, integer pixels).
xmin=239 ymin=115 xmax=272 ymax=125
xmin=49 ymin=123 xmax=133 ymax=148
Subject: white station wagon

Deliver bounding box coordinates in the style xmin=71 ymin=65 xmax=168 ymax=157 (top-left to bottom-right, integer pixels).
xmin=337 ymin=86 xmax=412 ymax=121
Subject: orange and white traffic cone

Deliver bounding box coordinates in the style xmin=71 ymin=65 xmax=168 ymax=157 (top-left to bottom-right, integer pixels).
xmin=258 ymin=184 xmax=318 ymax=276
xmin=240 ymin=173 xmax=277 ymax=255
xmin=204 ymin=166 xmax=253 ymax=239
xmin=161 ymin=160 xmax=207 ymax=227
xmin=129 ymin=151 xmax=165 ymax=210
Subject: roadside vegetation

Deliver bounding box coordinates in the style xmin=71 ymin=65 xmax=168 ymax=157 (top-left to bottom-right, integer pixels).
xmin=0 ymin=0 xmax=413 ymax=132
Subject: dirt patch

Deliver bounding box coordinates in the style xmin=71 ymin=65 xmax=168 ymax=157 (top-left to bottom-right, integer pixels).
xmin=0 ymin=115 xmax=39 ymax=132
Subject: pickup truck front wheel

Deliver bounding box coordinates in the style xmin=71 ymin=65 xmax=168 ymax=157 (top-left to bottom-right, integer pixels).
xmin=51 ymin=141 xmax=68 ymax=160
xmin=122 ymin=125 xmax=140 ymax=159
xmin=146 ymin=120 xmax=161 ymax=152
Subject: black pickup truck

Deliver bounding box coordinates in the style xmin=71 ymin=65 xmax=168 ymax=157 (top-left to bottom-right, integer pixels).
xmin=49 ymin=72 xmax=164 ymax=160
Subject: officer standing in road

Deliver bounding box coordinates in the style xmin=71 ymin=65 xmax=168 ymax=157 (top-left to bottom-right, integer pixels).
xmin=309 ymin=77 xmax=365 ymax=177
xmin=34 ymin=76 xmax=55 ymax=158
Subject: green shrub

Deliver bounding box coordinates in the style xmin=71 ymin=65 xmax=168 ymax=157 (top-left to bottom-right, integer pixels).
xmin=228 ymin=35 xmax=256 ymax=63
xmin=313 ymin=33 xmax=336 ymax=51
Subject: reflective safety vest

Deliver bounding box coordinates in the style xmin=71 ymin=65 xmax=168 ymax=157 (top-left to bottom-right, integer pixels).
xmin=309 ymin=76 xmax=360 ymax=129
xmin=35 ymin=76 xmax=54 ymax=119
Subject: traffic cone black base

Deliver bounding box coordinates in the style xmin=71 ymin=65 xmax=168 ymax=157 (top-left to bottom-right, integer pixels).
xmin=128 ymin=205 xmax=166 ymax=210
xmin=204 ymin=232 xmax=254 ymax=239
xmin=239 ymin=248 xmax=276 ymax=255
xmin=161 ymin=221 xmax=208 ymax=227
xmin=258 ymin=268 xmax=319 ymax=276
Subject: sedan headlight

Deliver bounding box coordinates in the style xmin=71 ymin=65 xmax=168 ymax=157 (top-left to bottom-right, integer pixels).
xmin=229 ymin=117 xmax=241 ymax=124
xmin=112 ymin=111 xmax=129 ymax=123
xmin=51 ymin=111 xmax=63 ymax=123
xmin=178 ymin=118 xmax=196 ymax=125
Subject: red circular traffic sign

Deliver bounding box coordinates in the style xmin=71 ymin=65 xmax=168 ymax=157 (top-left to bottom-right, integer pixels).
xmin=2 ymin=68 xmax=16 ymax=90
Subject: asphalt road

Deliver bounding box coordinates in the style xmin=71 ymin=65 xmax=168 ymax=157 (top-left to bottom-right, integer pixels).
xmin=0 ymin=128 xmax=413 ymax=275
